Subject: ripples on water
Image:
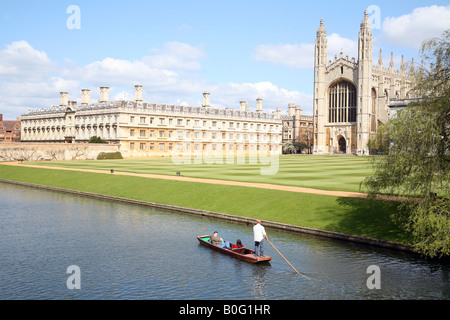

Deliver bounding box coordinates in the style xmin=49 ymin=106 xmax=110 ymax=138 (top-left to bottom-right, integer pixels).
xmin=0 ymin=183 xmax=449 ymax=300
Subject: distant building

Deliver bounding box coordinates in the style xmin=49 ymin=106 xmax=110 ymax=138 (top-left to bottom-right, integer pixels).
xmin=388 ymin=98 xmax=418 ymax=119
xmin=20 ymin=86 xmax=283 ymax=158
xmin=281 ymin=104 xmax=313 ymax=152
xmin=313 ymin=10 xmax=413 ymax=155
xmin=0 ymin=114 xmax=21 ymax=142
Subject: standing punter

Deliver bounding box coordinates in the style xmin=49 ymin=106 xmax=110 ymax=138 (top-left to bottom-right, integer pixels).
xmin=253 ymin=219 xmax=268 ymax=258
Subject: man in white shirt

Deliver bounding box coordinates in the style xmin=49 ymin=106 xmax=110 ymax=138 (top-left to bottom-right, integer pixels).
xmin=253 ymin=219 xmax=268 ymax=257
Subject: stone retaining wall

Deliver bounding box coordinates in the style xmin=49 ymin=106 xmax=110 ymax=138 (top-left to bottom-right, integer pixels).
xmin=0 ymin=142 xmax=121 ymax=161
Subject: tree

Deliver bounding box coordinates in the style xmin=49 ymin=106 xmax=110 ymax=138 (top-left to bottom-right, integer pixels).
xmin=282 ymin=142 xmax=296 ymax=154
xmin=367 ymin=124 xmax=389 ymax=155
xmin=88 ymin=136 xmax=108 ymax=144
xmin=69 ymin=146 xmax=88 ymax=160
xmin=363 ymin=30 xmax=450 ymax=258
xmin=293 ymin=142 xmax=309 ymax=154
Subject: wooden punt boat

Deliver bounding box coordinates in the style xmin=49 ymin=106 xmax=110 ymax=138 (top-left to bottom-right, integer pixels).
xmin=197 ymin=235 xmax=271 ymax=264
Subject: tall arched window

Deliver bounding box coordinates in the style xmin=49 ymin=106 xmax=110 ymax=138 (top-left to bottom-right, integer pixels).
xmin=328 ymin=80 xmax=357 ymax=123
xmin=371 ymin=88 xmax=377 ymax=132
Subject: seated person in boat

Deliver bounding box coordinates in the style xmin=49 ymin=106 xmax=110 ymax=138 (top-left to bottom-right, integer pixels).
xmin=211 ymin=231 xmax=231 ymax=249
xmin=231 ymin=239 xmax=244 ymax=249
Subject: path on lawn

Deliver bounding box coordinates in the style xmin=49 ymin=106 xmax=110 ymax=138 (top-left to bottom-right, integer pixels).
xmin=1 ymin=162 xmax=402 ymax=201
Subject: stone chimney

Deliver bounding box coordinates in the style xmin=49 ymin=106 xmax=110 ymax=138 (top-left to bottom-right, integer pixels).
xmin=100 ymin=87 xmax=109 ymax=103
xmin=81 ymin=89 xmax=91 ymax=105
xmin=0 ymin=114 xmax=3 ymax=121
xmin=275 ymin=107 xmax=282 ymax=120
xmin=202 ymin=92 xmax=210 ymax=108
xmin=240 ymin=100 xmax=246 ymax=111
xmin=256 ymin=98 xmax=263 ymax=112
xmin=295 ymin=105 xmax=302 ymax=119
xmin=288 ymin=103 xmax=295 ymax=117
xmin=135 ymin=85 xmax=143 ymax=102
xmin=60 ymin=92 xmax=69 ymax=107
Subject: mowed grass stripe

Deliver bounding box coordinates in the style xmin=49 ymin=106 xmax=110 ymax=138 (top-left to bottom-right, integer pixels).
xmin=24 ymin=155 xmax=374 ymax=192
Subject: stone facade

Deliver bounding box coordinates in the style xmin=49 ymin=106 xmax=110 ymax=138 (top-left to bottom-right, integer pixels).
xmin=21 ymin=86 xmax=283 ymax=158
xmin=281 ymin=104 xmax=313 ymax=152
xmin=313 ymin=11 xmax=412 ymax=155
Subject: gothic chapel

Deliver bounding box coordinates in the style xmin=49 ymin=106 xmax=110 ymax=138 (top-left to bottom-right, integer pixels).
xmin=313 ymin=10 xmax=412 ymax=155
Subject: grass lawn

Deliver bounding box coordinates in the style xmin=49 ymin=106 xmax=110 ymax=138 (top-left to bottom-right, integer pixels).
xmin=24 ymin=154 xmax=374 ymax=193
xmin=0 ymin=163 xmax=411 ymax=244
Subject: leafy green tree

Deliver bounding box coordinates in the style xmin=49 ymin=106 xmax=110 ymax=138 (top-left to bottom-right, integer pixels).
xmin=282 ymin=142 xmax=296 ymax=154
xmin=88 ymin=136 xmax=108 ymax=144
xmin=293 ymin=142 xmax=309 ymax=154
xmin=367 ymin=124 xmax=389 ymax=155
xmin=363 ymin=30 xmax=450 ymax=258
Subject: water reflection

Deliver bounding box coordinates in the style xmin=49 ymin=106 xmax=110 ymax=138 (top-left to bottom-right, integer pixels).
xmin=0 ymin=182 xmax=449 ymax=300
xmin=251 ymin=266 xmax=270 ymax=300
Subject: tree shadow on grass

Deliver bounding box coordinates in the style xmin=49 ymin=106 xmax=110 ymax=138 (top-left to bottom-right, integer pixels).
xmin=326 ymin=197 xmax=412 ymax=244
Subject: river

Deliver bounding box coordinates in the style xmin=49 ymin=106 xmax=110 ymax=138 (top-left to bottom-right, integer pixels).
xmin=0 ymin=182 xmax=448 ymax=300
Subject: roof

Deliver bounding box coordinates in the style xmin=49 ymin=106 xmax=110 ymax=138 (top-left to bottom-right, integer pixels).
xmin=0 ymin=120 xmax=21 ymax=131
xmin=389 ymin=98 xmax=420 ymax=108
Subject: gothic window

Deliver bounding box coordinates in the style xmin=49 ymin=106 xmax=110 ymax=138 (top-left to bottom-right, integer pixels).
xmin=371 ymin=88 xmax=377 ymax=132
xmin=327 ymin=80 xmax=357 ymax=123
xmin=371 ymin=88 xmax=377 ymax=114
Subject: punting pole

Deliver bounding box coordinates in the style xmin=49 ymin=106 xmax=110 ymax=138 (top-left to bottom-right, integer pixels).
xmin=266 ymin=238 xmax=310 ymax=280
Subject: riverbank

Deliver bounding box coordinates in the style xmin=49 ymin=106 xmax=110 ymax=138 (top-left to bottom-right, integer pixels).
xmin=0 ymin=163 xmax=412 ymax=250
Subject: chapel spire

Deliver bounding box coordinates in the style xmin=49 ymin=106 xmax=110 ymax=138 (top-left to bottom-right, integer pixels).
xmin=315 ymin=19 xmax=328 ymax=67
xmin=358 ymin=10 xmax=372 ymax=62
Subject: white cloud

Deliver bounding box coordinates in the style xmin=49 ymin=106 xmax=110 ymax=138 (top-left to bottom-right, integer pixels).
xmin=2 ymin=78 xmax=79 ymax=99
xmin=327 ymin=33 xmax=358 ymax=60
xmin=56 ymin=42 xmax=311 ymax=112
xmin=0 ymin=41 xmax=78 ymax=117
xmin=382 ymin=5 xmax=450 ymax=50
xmin=252 ymin=6 xmax=449 ymax=71
xmin=63 ymin=57 xmax=180 ymax=87
xmin=252 ymin=43 xmax=314 ymax=69
xmin=60 ymin=42 xmax=207 ymax=95
xmin=251 ymin=33 xmax=357 ymax=69
xmin=209 ymin=81 xmax=313 ymax=114
xmin=0 ymin=41 xmax=57 ymax=81
xmin=0 ymin=40 xmax=312 ymax=119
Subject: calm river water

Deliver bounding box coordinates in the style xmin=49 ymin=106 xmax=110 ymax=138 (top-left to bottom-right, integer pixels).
xmin=0 ymin=182 xmax=449 ymax=300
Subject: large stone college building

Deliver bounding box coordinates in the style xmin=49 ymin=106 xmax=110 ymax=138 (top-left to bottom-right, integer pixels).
xmin=19 ymin=10 xmax=414 ymax=158
xmin=20 ymin=86 xmax=283 ymax=158
xmin=313 ymin=10 xmax=412 ymax=155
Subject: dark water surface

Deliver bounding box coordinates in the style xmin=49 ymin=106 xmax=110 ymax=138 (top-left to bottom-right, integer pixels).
xmin=0 ymin=182 xmax=449 ymax=300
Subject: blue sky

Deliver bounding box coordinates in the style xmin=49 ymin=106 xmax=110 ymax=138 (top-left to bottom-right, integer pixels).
xmin=1 ymin=0 xmax=449 ymax=119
